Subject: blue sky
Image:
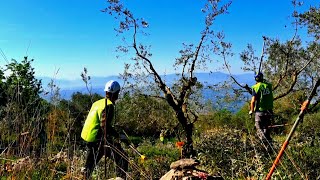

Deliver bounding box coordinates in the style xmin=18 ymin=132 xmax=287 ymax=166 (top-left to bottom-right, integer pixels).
xmin=0 ymin=0 xmax=317 ymax=79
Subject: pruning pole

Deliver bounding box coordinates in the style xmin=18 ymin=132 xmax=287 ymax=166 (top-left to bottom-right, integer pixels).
xmin=122 ymin=130 xmax=146 ymax=160
xmin=129 ymin=144 xmax=143 ymax=157
xmin=258 ymin=36 xmax=267 ymax=73
xmin=104 ymin=98 xmax=107 ymax=178
xmin=266 ymin=78 xmax=320 ymax=180
xmin=268 ymin=124 xmax=289 ymax=128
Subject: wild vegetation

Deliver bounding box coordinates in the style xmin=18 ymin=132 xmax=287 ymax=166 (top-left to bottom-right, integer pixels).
xmin=0 ymin=0 xmax=320 ymax=179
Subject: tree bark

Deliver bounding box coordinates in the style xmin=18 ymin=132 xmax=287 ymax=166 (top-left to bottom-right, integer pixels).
xmin=176 ymin=110 xmax=194 ymax=157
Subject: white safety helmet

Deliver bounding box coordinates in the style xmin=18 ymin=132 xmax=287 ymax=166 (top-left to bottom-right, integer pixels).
xmin=104 ymin=80 xmax=120 ymax=93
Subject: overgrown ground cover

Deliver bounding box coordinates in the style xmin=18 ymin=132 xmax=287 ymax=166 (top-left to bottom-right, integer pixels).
xmin=1 ymin=109 xmax=320 ymax=179
xmin=0 ymin=58 xmax=319 ymax=179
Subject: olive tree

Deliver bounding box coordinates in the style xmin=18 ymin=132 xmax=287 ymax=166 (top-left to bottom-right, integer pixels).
xmin=103 ymin=0 xmax=232 ymax=156
xmin=223 ymin=1 xmax=320 ymax=109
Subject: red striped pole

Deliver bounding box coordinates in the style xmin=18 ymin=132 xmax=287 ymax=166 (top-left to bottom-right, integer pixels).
xmin=266 ymin=79 xmax=320 ymax=180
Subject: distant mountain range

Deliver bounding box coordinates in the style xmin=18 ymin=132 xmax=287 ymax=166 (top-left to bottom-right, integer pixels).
xmin=38 ymin=72 xmax=255 ymax=101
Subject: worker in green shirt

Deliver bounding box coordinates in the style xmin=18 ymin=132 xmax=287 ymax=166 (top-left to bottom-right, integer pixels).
xmin=249 ymin=72 xmax=274 ymax=146
xmin=81 ymin=80 xmax=128 ymax=179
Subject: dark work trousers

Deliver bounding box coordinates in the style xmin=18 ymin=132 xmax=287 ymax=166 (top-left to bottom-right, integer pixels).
xmin=255 ymin=111 xmax=273 ymax=146
xmin=84 ymin=138 xmax=128 ymax=179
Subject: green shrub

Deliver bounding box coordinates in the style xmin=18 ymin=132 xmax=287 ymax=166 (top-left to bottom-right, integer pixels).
xmin=116 ymin=94 xmax=176 ymax=138
xmin=128 ymin=140 xmax=180 ymax=179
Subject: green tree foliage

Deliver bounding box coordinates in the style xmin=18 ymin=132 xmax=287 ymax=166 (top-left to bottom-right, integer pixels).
xmin=263 ymin=37 xmax=319 ymax=100
xmin=116 ymin=93 xmax=176 ymax=137
xmin=0 ymin=57 xmax=49 ymax=156
xmin=298 ymin=4 xmax=320 ymax=40
xmin=5 ymin=57 xmax=43 ymax=117
xmin=0 ymin=67 xmax=6 ymax=116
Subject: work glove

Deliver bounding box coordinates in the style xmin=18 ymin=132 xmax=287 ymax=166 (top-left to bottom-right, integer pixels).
xmin=249 ymin=110 xmax=253 ymax=116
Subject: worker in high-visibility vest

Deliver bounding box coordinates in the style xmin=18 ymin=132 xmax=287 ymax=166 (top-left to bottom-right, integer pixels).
xmin=249 ymin=72 xmax=274 ymax=147
xmin=81 ymin=80 xmax=128 ymax=179
xmin=160 ymin=130 xmax=165 ymax=144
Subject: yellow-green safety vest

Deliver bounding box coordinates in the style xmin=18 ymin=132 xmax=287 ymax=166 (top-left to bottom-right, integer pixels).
xmin=81 ymin=98 xmax=113 ymax=142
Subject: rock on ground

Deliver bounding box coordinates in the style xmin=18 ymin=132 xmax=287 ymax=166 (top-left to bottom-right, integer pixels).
xmin=107 ymin=178 xmax=124 ymax=180
xmin=160 ymin=158 xmax=223 ymax=180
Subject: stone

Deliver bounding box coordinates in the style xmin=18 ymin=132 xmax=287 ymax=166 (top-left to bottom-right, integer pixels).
xmin=170 ymin=158 xmax=200 ymax=170
xmin=160 ymin=169 xmax=175 ymax=180
xmin=160 ymin=159 xmax=223 ymax=180
xmin=107 ymin=178 xmax=124 ymax=180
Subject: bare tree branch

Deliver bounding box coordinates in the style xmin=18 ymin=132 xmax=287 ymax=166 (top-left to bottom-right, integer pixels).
xmin=273 ymin=74 xmax=285 ymax=91
xmin=190 ymin=110 xmax=199 ymax=124
xmin=190 ymin=28 xmax=207 ymax=79
xmin=181 ymin=56 xmax=190 ymax=79
xmin=297 ymin=57 xmax=314 ymax=75
xmin=124 ymin=10 xmax=181 ymax=106
xmin=272 ymin=12 xmax=300 ymax=91
xmin=272 ymin=45 xmax=291 ymax=91
xmin=273 ymin=50 xmax=314 ymax=94
xmin=177 ymin=32 xmax=207 ymax=107
xmin=222 ymin=37 xmax=260 ymax=95
xmin=274 ymin=71 xmax=298 ymax=100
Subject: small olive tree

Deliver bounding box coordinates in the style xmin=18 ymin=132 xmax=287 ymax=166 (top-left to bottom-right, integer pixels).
xmin=222 ymin=1 xmax=320 ymax=110
xmin=103 ymin=0 xmax=232 ymax=156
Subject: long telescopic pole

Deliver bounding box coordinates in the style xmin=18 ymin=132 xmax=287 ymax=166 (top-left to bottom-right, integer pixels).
xmin=104 ymin=98 xmax=107 ymax=178
xmin=266 ymin=78 xmax=320 ymax=180
xmin=122 ymin=130 xmax=146 ymax=160
xmin=258 ymin=36 xmax=267 ymax=74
